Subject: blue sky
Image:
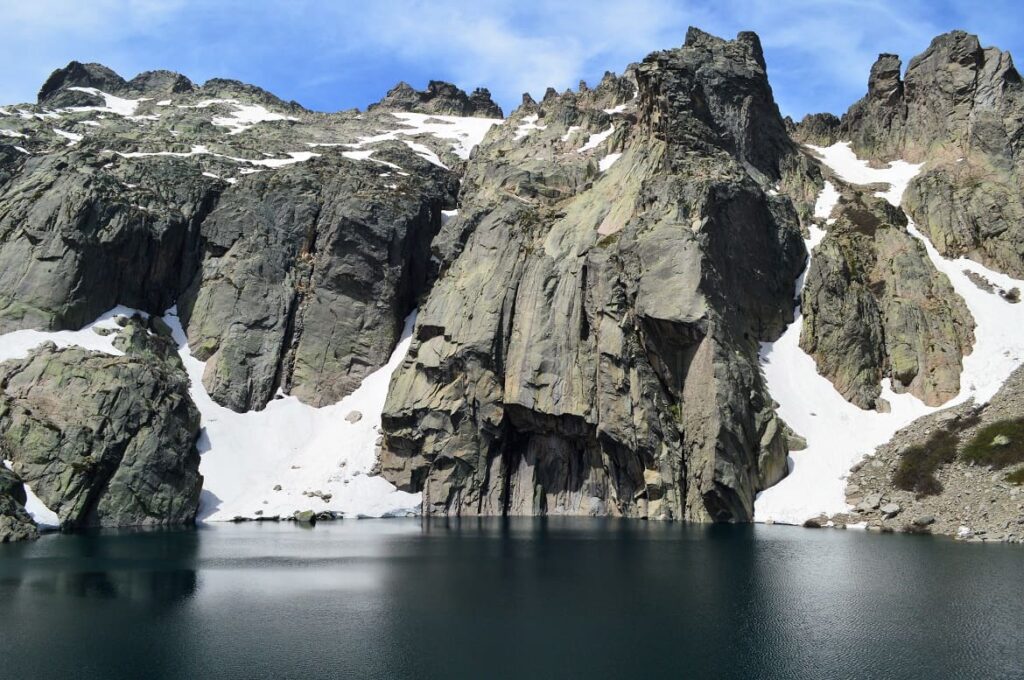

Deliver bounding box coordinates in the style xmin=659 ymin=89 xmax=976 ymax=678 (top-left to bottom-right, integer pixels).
xmin=3 ymin=0 xmax=1023 ymax=119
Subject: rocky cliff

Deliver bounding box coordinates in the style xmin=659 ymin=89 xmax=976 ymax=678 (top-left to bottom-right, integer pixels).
xmin=0 ymin=316 xmax=201 ymax=529
xmin=800 ymin=187 xmax=974 ymax=409
xmin=796 ymin=31 xmax=1024 ymax=279
xmin=379 ymin=29 xmax=813 ymax=521
xmin=1 ymin=28 xmax=1023 ymax=538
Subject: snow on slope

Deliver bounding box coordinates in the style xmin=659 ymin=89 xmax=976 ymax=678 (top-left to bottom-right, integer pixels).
xmin=347 ymin=111 xmax=501 ymax=167
xmin=66 ymin=86 xmax=145 ymax=117
xmin=180 ymin=99 xmax=300 ymax=135
xmin=162 ymin=308 xmax=421 ymax=521
xmin=755 ymin=142 xmax=1024 ymax=525
xmin=4 ymin=459 xmax=60 ymax=528
xmin=0 ymin=305 xmax=421 ymax=525
xmin=579 ymin=125 xmax=614 ymax=152
xmin=598 ymin=152 xmax=622 ymax=172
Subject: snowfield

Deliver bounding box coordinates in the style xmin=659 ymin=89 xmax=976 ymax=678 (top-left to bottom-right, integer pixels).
xmin=0 ymin=305 xmax=422 ymax=526
xmin=162 ymin=307 xmax=422 ymax=522
xmin=754 ymin=142 xmax=1024 ymax=525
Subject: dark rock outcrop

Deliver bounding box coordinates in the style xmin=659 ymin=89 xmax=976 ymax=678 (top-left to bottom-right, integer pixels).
xmin=127 ymin=70 xmax=196 ymax=96
xmin=0 ymin=466 xmax=38 ymax=542
xmin=792 ymin=112 xmax=841 ymax=146
xmin=0 ymin=151 xmax=217 ymax=333
xmin=179 ymin=144 xmax=457 ymax=411
xmin=371 ymin=80 xmax=503 ymax=118
xmin=800 ymin=189 xmax=974 ymax=408
xmin=0 ymin=321 xmax=201 ymax=529
xmin=38 ymin=61 xmax=128 ymax=106
xmin=379 ymin=29 xmax=806 ymax=522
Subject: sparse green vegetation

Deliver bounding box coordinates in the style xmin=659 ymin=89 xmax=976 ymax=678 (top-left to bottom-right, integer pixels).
xmin=1005 ymin=468 xmax=1024 ymax=485
xmin=892 ymin=427 xmax=959 ymax=496
xmin=892 ymin=413 xmax=981 ymax=496
xmin=961 ymin=418 xmax=1024 ymax=469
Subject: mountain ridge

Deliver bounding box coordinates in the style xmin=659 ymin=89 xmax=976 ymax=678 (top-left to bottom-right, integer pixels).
xmin=1 ymin=27 xmax=1023 ymax=543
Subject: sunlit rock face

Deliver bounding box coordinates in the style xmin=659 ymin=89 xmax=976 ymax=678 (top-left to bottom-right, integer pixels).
xmin=379 ymin=28 xmax=813 ymax=522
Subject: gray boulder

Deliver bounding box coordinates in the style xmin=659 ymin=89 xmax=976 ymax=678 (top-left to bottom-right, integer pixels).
xmin=0 ymin=466 xmax=38 ymax=542
xmin=0 ymin=323 xmax=201 ymax=529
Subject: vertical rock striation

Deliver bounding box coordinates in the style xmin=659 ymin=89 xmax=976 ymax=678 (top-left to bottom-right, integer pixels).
xmin=380 ymin=29 xmax=808 ymax=521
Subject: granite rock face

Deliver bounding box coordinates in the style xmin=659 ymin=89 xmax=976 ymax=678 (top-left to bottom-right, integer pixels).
xmin=371 ymin=80 xmax=503 ymax=118
xmin=0 ymin=465 xmax=38 ymax=542
xmin=838 ymin=31 xmax=1024 ymax=278
xmin=800 ymin=189 xmax=974 ymax=408
xmin=178 ymin=144 xmax=457 ymax=411
xmin=0 ymin=319 xmax=201 ymax=529
xmin=0 ymin=59 xmax=474 ymax=414
xmin=379 ymin=29 xmax=807 ymax=521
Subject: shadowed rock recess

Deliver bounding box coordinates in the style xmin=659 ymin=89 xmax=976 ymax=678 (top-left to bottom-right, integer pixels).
xmin=379 ymin=29 xmax=814 ymax=521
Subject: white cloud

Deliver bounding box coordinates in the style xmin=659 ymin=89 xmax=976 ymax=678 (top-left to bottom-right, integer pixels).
xmin=0 ymin=0 xmax=1018 ymax=119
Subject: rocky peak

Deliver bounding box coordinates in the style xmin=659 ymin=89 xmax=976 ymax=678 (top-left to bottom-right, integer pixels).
xmin=37 ymin=61 xmax=128 ymax=105
xmin=866 ymin=53 xmax=903 ymax=104
xmin=127 ymin=69 xmax=195 ymax=96
xmin=636 ymin=27 xmax=792 ymax=180
xmin=371 ymin=80 xmax=503 ymax=118
xmin=792 ymin=112 xmax=841 ymax=146
xmin=198 ymin=78 xmax=302 ymax=111
xmin=467 ymin=87 xmax=503 ymax=118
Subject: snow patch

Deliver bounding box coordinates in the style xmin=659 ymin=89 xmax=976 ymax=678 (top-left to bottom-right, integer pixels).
xmin=340 ymin=148 xmax=403 ymax=170
xmin=67 ymin=86 xmax=145 ymax=117
xmin=754 ymin=144 xmax=1024 ymax=526
xmin=579 ymin=125 xmax=614 ymax=152
xmin=3 ymin=460 xmax=60 ymax=528
xmin=0 ymin=128 xmax=27 ymax=138
xmin=161 ymin=307 xmax=422 ymax=521
xmin=598 ymin=152 xmax=622 ymax=172
xmin=181 ymin=99 xmax=299 ymax=135
xmin=346 ymin=111 xmax=500 ymax=166
xmin=561 ymin=125 xmax=581 ymax=141
xmin=115 ymin=145 xmax=318 ymax=168
xmin=514 ymin=114 xmax=547 ymax=140
xmin=52 ymin=128 xmax=82 ymax=144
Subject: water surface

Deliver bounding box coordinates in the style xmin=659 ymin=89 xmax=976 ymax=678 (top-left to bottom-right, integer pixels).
xmin=1 ymin=520 xmax=1021 ymax=679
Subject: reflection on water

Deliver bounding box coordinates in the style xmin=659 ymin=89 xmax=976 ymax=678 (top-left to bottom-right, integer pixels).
xmin=1 ymin=519 xmax=1022 ymax=680
xmin=1 ymin=527 xmax=199 ymax=605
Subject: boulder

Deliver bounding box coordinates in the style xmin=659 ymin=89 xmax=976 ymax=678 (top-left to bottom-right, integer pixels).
xmin=0 ymin=326 xmax=201 ymax=529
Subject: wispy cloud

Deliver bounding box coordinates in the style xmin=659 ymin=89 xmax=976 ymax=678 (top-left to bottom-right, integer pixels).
xmin=1 ymin=0 xmax=1020 ymax=118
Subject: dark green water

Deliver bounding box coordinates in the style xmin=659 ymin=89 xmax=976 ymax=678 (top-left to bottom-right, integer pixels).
xmin=1 ymin=520 xmax=1022 ymax=680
